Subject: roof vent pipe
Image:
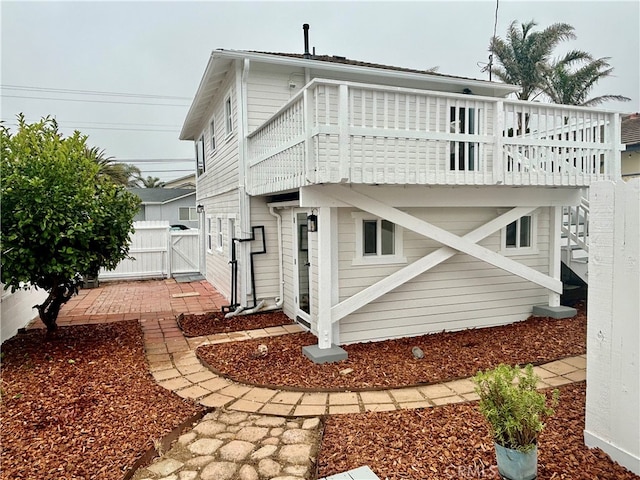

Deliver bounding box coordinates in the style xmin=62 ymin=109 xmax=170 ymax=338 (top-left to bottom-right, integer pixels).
xmin=303 ymin=24 xmax=311 ymax=59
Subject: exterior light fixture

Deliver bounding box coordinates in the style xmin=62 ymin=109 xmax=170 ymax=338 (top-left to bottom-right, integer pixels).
xmin=196 ymin=204 xmax=205 ymax=213
xmin=307 ymin=210 xmax=318 ymax=232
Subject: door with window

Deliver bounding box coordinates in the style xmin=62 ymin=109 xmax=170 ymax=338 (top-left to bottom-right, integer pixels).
xmin=294 ymin=211 xmax=311 ymax=324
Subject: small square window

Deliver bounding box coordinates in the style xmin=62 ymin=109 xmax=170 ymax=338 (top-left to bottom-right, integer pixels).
xmin=179 ymin=207 xmax=197 ymax=221
xmin=353 ymin=213 xmax=406 ymax=265
xmin=503 ymin=214 xmax=536 ymax=254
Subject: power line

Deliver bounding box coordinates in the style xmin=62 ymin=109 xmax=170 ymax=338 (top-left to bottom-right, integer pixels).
xmin=1 ymin=118 xmax=181 ymax=128
xmin=1 ymin=122 xmax=179 ymax=133
xmin=1 ymin=84 xmax=191 ymax=101
xmin=1 ymin=94 xmax=189 ymax=107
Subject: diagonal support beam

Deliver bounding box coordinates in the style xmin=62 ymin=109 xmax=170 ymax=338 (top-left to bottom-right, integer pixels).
xmin=330 ymin=205 xmax=537 ymax=323
xmin=323 ymin=184 xmax=562 ymax=304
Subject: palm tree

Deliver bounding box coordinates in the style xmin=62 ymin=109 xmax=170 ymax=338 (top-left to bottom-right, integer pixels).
xmin=542 ymin=55 xmax=630 ymax=106
xmin=137 ymin=175 xmax=165 ymax=188
xmin=489 ymin=20 xmax=577 ymax=101
xmin=85 ymin=146 xmax=141 ymax=186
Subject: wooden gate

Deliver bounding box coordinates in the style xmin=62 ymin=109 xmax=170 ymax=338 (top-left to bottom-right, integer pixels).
xmin=100 ymin=221 xmax=200 ymax=280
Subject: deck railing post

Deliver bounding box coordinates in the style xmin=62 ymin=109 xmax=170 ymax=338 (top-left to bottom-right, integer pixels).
xmin=303 ymin=87 xmax=315 ymax=184
xmin=338 ymin=84 xmax=350 ymax=182
xmin=610 ymin=113 xmax=622 ymax=180
xmin=494 ymin=100 xmax=505 ymax=184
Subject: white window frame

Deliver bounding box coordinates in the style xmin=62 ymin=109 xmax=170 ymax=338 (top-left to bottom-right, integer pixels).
xmin=227 ymin=216 xmax=236 ymax=260
xmin=209 ymin=116 xmax=216 ymax=153
xmin=501 ymin=213 xmax=538 ymax=255
xmin=352 ymin=212 xmax=406 ymax=266
xmin=206 ymin=216 xmax=214 ymax=253
xmin=195 ymin=134 xmax=205 ymax=176
xmin=216 ymin=217 xmax=223 ymax=253
xmin=179 ymin=207 xmax=197 ymax=222
xmin=224 ymin=94 xmax=233 ymax=137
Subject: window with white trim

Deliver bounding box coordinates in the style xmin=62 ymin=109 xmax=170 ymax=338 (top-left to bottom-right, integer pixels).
xmin=501 ymin=214 xmax=537 ymax=254
xmin=210 ymin=117 xmax=216 ymax=152
xmin=225 ymin=95 xmax=233 ymax=136
xmin=206 ymin=217 xmax=213 ymax=253
xmin=216 ymin=217 xmax=223 ymax=252
xmin=228 ymin=218 xmax=236 ymax=259
xmin=195 ymin=134 xmax=205 ymax=176
xmin=352 ymin=213 xmax=406 ymax=265
xmin=179 ymin=207 xmax=197 ymax=222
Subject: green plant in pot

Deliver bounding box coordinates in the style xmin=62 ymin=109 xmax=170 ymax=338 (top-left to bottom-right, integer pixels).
xmin=473 ymin=364 xmax=559 ymax=480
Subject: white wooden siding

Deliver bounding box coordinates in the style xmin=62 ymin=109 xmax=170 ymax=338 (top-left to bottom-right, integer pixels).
xmin=249 ymin=197 xmax=281 ymax=303
xmin=202 ymin=191 xmax=240 ymax=300
xmin=197 ymin=68 xmax=240 ymax=197
xmin=335 ymin=207 xmax=550 ymax=344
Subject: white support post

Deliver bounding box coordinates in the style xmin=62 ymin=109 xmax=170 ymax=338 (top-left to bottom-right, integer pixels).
xmin=303 ymin=88 xmax=315 ymax=184
xmin=338 ymin=84 xmax=350 ymax=182
xmin=494 ymin=99 xmax=505 ymax=184
xmin=548 ymin=206 xmax=562 ymax=307
xmin=316 ymin=206 xmax=334 ymax=349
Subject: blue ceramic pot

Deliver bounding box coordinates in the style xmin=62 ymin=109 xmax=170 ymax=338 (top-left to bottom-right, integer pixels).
xmin=494 ymin=442 xmax=537 ymax=480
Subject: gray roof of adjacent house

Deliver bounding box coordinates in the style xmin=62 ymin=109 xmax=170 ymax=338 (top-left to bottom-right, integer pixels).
xmin=127 ymin=188 xmax=195 ymax=204
xmin=622 ymin=113 xmax=640 ymax=149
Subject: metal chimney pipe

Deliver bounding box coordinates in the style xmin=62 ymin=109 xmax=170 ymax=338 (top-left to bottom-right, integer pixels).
xmin=303 ymin=24 xmax=311 ymax=59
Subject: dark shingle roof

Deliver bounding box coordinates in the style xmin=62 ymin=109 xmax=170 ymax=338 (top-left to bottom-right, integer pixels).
xmin=127 ymin=188 xmax=195 ymax=204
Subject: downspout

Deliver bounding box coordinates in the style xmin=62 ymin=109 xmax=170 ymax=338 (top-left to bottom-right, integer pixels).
xmin=237 ymin=57 xmax=251 ymax=308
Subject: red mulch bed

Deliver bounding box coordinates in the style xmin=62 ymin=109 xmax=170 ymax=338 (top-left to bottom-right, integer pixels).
xmin=197 ymin=308 xmax=587 ymax=390
xmin=0 ymin=321 xmax=202 ymax=480
xmin=318 ymin=382 xmax=639 ymax=479
xmin=177 ymin=310 xmax=294 ymax=337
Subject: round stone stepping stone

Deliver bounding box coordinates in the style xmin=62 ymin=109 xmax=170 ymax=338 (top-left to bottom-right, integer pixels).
xmin=255 ymin=416 xmax=286 ymax=427
xmin=178 ymin=471 xmax=197 ymax=480
xmin=147 ymin=458 xmax=183 ymax=476
xmin=200 ymin=461 xmax=237 ymax=480
xmin=217 ymin=411 xmax=248 ymax=424
xmin=188 ymin=438 xmax=224 ymax=455
xmin=251 ymin=444 xmax=278 ymax=460
xmin=185 ymin=455 xmax=214 ymax=467
xmin=302 ymin=418 xmax=320 ymax=430
xmin=218 ymin=440 xmax=255 ymax=461
xmin=278 ymin=444 xmax=313 ymax=465
xmin=258 ymin=458 xmax=282 ymax=477
xmin=193 ymin=421 xmax=226 ymax=436
xmin=239 ymin=464 xmax=259 ymax=480
xmin=236 ymin=426 xmax=269 ymax=442
xmin=281 ymin=429 xmax=313 ymax=445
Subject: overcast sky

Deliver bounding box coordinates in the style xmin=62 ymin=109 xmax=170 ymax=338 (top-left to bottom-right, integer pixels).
xmin=2 ymin=0 xmax=638 ymax=182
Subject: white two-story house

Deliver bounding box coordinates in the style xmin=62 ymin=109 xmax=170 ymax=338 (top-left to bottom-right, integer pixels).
xmin=180 ymin=46 xmax=621 ymax=362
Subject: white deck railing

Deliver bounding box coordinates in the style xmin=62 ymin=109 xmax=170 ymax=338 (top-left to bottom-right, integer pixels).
xmin=247 ymin=79 xmax=622 ymax=195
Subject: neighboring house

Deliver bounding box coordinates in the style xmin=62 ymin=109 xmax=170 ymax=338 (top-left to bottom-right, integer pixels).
xmin=163 ymin=173 xmax=196 ymax=189
xmin=179 ymin=46 xmax=622 ymax=361
xmin=128 ymin=188 xmax=198 ymax=229
xmin=622 ymin=113 xmax=640 ymax=179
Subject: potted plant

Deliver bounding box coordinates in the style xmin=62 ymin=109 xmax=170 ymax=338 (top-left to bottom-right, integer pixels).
xmin=473 ymin=364 xmax=559 ymax=480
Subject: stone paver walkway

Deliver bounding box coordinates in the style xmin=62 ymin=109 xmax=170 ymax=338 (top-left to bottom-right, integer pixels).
xmin=43 ymin=279 xmax=587 ymax=480
xmin=131 ymin=410 xmax=321 ymax=480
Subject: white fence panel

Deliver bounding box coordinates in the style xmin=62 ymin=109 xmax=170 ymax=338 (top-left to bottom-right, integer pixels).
xmin=100 ymin=221 xmax=170 ymax=280
xmin=171 ymin=230 xmax=200 ymax=274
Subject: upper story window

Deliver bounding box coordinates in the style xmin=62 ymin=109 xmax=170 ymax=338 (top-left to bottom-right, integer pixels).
xmin=225 ymin=95 xmax=233 ymax=136
xmin=502 ymin=214 xmax=537 ymax=255
xmin=179 ymin=207 xmax=197 ymax=222
xmin=352 ymin=213 xmax=406 ymax=265
xmin=450 ymin=106 xmax=477 ymax=171
xmin=196 ymin=134 xmax=205 ymax=176
xmin=210 ymin=117 xmax=216 ymax=152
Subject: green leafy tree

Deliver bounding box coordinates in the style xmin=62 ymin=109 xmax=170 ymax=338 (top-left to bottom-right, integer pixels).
xmin=489 ymin=20 xmax=576 ymax=101
xmin=1 ymin=115 xmax=140 ymax=331
xmin=542 ymin=54 xmax=631 ymax=106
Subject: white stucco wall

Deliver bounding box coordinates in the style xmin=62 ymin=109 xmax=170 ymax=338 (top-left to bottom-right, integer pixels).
xmin=585 ymin=179 xmax=640 ymax=475
xmin=1 ymin=285 xmax=47 ymax=344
